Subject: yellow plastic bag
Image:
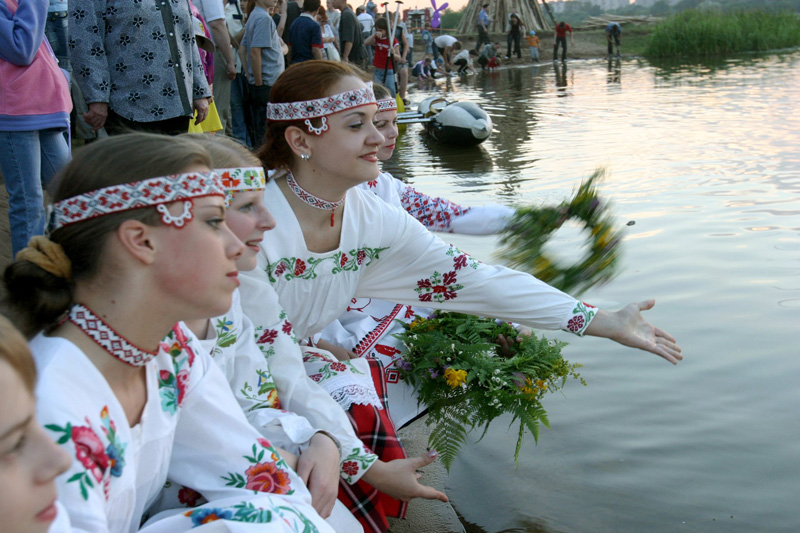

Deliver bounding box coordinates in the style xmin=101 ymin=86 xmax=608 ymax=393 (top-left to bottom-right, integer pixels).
xmin=188 ymin=99 xmax=223 ymax=134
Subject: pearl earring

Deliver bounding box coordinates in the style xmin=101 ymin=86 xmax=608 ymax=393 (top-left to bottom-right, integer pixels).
xmin=300 ymin=153 xmax=310 ymax=161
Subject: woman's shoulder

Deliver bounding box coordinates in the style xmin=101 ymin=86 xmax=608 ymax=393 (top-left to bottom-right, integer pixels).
xmin=30 ymin=333 xmax=98 ymax=386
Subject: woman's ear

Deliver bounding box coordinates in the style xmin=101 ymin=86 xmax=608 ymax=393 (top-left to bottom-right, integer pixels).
xmin=284 ymin=125 xmax=312 ymax=158
xmin=116 ymin=219 xmax=157 ymax=265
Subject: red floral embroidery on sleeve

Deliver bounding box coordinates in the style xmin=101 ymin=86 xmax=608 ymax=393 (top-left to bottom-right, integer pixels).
xmin=257 ymin=329 xmax=278 ymax=344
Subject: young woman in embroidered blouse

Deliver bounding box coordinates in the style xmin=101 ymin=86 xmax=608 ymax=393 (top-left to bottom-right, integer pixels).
xmin=180 ymin=135 xmax=445 ymax=533
xmin=0 ymin=314 xmax=71 ymax=533
xmin=3 ymin=133 xmax=335 ymax=532
xmin=239 ymin=58 xmax=681 ymax=382
xmin=315 ymin=82 xmax=525 ymax=427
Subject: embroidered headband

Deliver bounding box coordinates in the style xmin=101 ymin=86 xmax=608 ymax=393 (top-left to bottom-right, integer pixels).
xmin=377 ymin=98 xmax=398 ymax=112
xmin=48 ymin=171 xmax=225 ymax=232
xmin=266 ymin=82 xmax=376 ymax=136
xmin=217 ymin=166 xmax=267 ymax=206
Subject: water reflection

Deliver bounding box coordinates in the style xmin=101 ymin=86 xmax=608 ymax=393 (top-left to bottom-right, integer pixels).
xmin=398 ymin=51 xmax=800 ymax=533
xmin=607 ymin=57 xmax=621 ymax=85
xmin=554 ymin=62 xmax=569 ymax=96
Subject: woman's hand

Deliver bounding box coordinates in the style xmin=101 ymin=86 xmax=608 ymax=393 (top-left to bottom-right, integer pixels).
xmin=296 ymin=433 xmax=341 ymax=518
xmin=361 ymin=452 xmax=449 ymax=502
xmin=585 ymin=299 xmax=683 ymax=364
xmin=315 ymin=339 xmax=358 ymax=361
xmin=497 ymin=324 xmax=532 ymax=357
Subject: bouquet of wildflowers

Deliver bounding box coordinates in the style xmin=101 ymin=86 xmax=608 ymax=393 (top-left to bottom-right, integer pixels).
xmin=395 ymin=312 xmax=585 ymax=471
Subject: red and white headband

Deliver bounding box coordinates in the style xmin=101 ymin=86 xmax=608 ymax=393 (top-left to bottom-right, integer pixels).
xmin=48 ymin=171 xmax=225 ymax=232
xmin=377 ymin=98 xmax=397 ymax=112
xmin=218 ymin=166 xmax=267 ymax=206
xmin=266 ymin=82 xmax=376 ymax=135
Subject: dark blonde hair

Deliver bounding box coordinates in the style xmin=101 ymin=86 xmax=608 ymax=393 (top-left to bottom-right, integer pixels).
xmin=372 ymin=83 xmax=391 ymax=101
xmin=183 ymin=134 xmax=261 ymax=168
xmin=3 ymin=133 xmax=210 ymax=337
xmin=258 ymin=60 xmax=367 ymax=170
xmin=0 ymin=314 xmax=36 ymax=392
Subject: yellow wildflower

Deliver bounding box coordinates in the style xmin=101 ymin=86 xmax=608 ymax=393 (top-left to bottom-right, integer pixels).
xmin=443 ymin=368 xmax=468 ymax=388
xmin=521 ymin=377 xmax=548 ymax=398
xmin=409 ymin=316 xmax=426 ymax=330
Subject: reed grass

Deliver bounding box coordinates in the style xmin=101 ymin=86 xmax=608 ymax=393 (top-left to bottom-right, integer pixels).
xmin=644 ymin=9 xmax=800 ymax=58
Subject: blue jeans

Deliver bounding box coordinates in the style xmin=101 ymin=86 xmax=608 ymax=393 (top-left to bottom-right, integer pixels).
xmin=373 ymin=69 xmax=396 ymax=97
xmin=230 ymin=73 xmax=249 ymax=147
xmin=0 ymin=129 xmax=69 ymax=255
xmin=45 ymin=11 xmax=70 ymax=71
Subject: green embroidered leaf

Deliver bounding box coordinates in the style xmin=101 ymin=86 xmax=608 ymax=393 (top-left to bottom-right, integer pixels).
xmin=216 ymin=331 xmax=238 ymax=349
xmin=67 ymin=472 xmax=84 ymax=483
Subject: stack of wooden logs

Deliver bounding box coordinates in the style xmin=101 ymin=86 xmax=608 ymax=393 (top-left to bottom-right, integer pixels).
xmin=580 ymin=14 xmax=665 ymax=30
xmin=456 ymin=0 xmax=550 ymax=35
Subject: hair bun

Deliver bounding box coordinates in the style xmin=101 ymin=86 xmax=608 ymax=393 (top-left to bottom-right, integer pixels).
xmin=15 ymin=236 xmax=73 ymax=279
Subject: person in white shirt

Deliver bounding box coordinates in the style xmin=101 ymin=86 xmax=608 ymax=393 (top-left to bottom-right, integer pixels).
xmin=433 ymin=33 xmax=459 ymax=71
xmin=452 ymin=46 xmax=477 ymax=74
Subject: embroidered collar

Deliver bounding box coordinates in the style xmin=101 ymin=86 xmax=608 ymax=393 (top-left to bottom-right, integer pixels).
xmin=49 ymin=171 xmax=224 ymax=232
xmin=218 ymin=167 xmax=267 ymax=206
xmin=285 ymin=172 xmax=344 ymax=227
xmin=377 ymin=98 xmax=397 ymax=112
xmin=266 ymin=83 xmax=376 ymax=136
xmin=69 ymin=304 xmax=158 ymax=367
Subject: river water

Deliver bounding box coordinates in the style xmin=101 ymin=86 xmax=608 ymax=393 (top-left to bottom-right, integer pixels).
xmin=384 ymin=52 xmax=800 ymax=532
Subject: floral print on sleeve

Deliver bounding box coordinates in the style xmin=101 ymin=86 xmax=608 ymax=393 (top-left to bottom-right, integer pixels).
xmin=184 ymin=501 xmax=320 ymax=531
xmin=414 ymin=245 xmax=484 ymax=303
xmin=400 ymin=186 xmax=471 ymax=232
xmin=563 ymin=301 xmax=597 ymax=336
xmin=158 ymin=326 xmax=196 ymax=414
xmin=239 ymin=367 xmax=281 ymax=411
xmin=46 ymin=406 xmax=126 ymax=501
xmin=340 ymin=446 xmax=379 ymax=485
xmin=266 ymin=246 xmax=388 ymax=282
xmin=415 ymin=270 xmax=464 ymax=303
xmin=221 ymin=439 xmax=295 ymax=496
xmin=212 ymin=316 xmax=238 ymax=357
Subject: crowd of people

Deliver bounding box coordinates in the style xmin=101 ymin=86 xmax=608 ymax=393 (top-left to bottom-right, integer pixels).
xmin=1 ymin=1 xmax=664 ymax=532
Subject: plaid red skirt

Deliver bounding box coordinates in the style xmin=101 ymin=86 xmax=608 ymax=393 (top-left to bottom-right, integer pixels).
xmin=337 ymin=357 xmax=408 ymax=533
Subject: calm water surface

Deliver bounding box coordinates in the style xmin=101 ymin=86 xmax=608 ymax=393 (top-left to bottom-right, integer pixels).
xmin=385 ymin=52 xmax=800 ymax=532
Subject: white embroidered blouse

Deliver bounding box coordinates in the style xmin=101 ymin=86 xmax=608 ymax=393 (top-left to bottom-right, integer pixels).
xmin=32 ymin=324 xmax=333 ymax=533
xmin=240 ymin=179 xmax=596 ymax=344
xmin=200 ymin=290 xmax=378 ymax=484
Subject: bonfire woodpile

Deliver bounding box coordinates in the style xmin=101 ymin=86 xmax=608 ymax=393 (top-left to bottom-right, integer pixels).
xmin=456 ymin=0 xmax=550 ymax=35
xmin=580 ymin=14 xmax=665 ymax=30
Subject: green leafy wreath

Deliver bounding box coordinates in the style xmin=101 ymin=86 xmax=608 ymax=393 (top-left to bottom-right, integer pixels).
xmin=395 ymin=312 xmax=585 ymax=471
xmin=496 ymin=168 xmax=623 ymax=294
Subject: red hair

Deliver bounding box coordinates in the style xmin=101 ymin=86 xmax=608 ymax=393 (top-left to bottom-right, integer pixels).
xmin=257 ymin=60 xmax=368 ymax=170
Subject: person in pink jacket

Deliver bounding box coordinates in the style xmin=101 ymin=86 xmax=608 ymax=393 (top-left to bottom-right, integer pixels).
xmin=0 ymin=0 xmax=71 ymax=256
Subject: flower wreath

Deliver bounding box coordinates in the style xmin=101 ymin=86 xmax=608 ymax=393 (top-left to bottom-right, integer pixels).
xmin=496 ymin=169 xmax=623 ymax=294
xmin=394 ymin=312 xmax=585 ymax=470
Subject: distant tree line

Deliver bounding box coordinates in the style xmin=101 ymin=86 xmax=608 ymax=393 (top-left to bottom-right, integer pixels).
xmin=553 ymin=0 xmax=800 ymax=28
xmin=435 ymin=0 xmax=800 ymax=31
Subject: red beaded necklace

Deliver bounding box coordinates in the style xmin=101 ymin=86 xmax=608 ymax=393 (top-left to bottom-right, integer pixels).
xmin=69 ymin=304 xmax=158 ymax=367
xmin=285 ymin=172 xmax=345 ymax=227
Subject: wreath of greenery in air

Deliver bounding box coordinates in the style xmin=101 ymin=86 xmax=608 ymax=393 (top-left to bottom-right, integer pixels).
xmin=395 ymin=313 xmax=585 ymax=471
xmin=496 ymin=168 xmax=622 ymax=295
